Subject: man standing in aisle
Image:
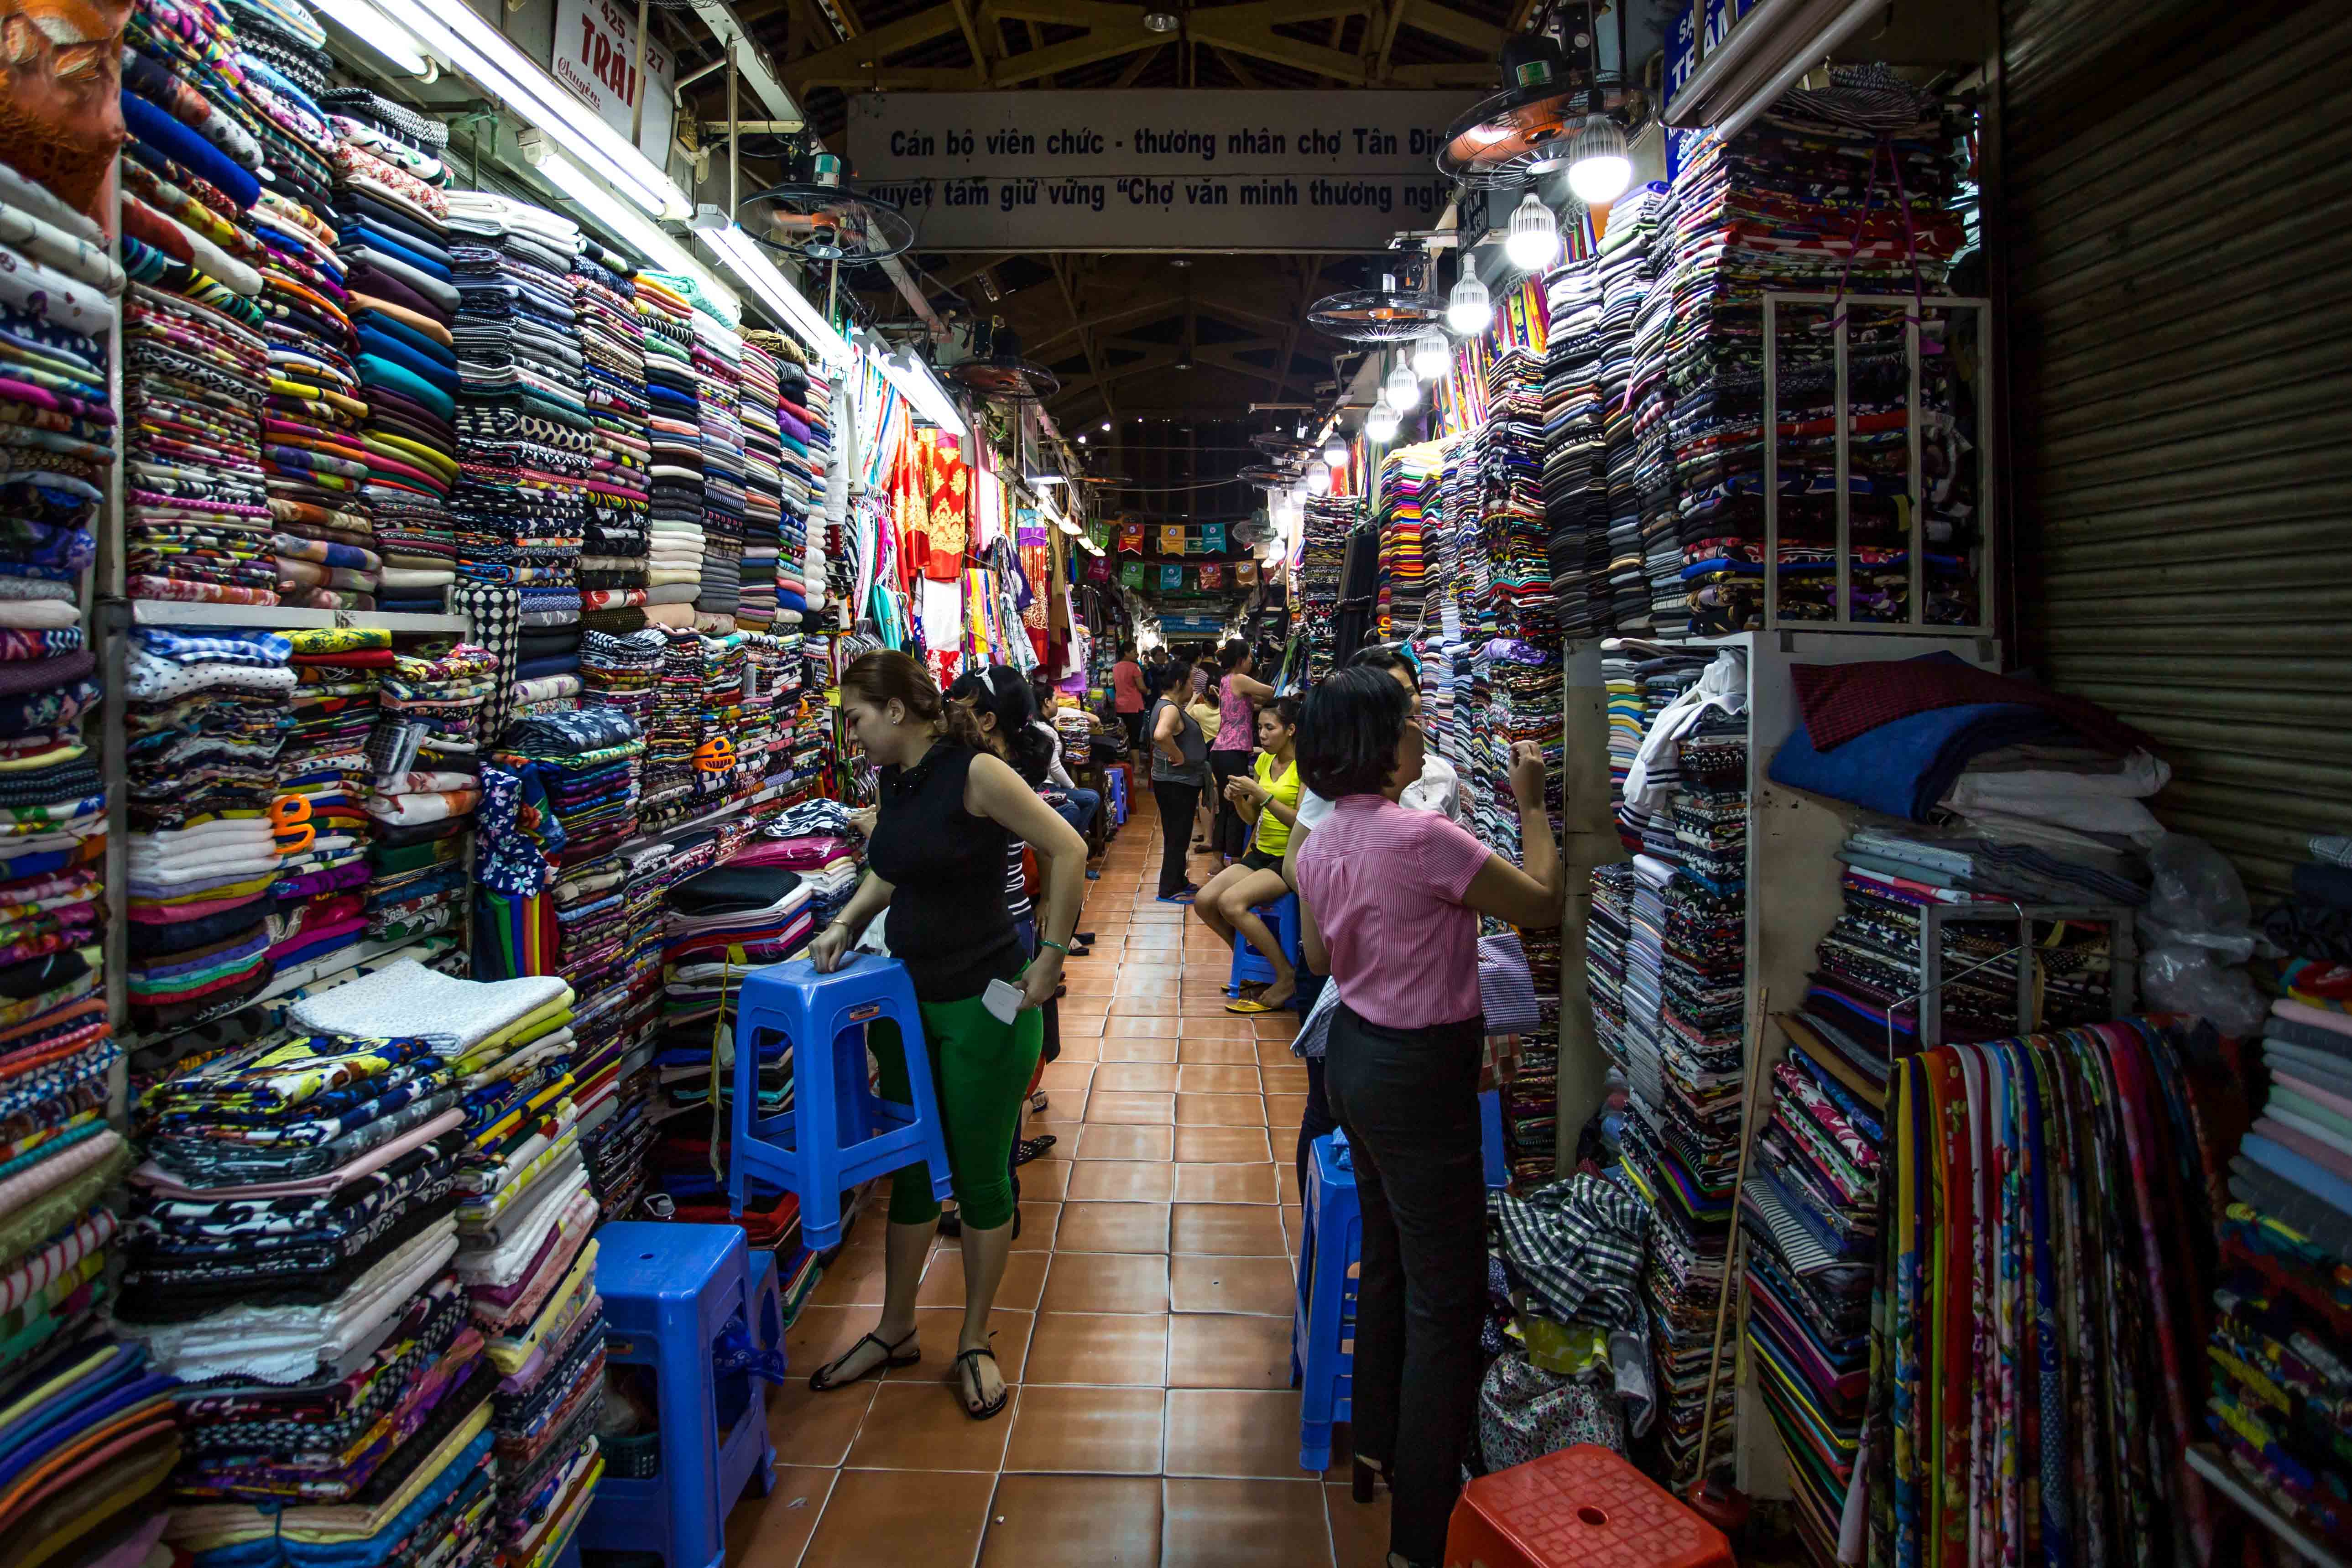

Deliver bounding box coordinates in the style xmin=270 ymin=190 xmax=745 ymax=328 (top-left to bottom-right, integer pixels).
xmin=1111 ymin=641 xmax=1146 ymax=751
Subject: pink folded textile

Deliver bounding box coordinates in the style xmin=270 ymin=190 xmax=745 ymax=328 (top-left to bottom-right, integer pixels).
xmin=2276 ymin=998 xmax=2352 ymax=1038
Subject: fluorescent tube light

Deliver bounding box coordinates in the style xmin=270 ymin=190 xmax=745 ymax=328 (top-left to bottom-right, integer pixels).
xmin=321 ymin=2 xmax=428 ymax=73
xmin=355 ymin=0 xmax=689 ymax=217
xmin=535 ymin=154 xmax=737 ymax=317
xmin=698 ymin=221 xmax=852 ymax=368
xmin=857 ymin=332 xmax=967 ymax=436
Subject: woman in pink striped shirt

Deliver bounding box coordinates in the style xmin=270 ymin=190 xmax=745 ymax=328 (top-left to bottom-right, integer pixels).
xmin=1291 ymin=666 xmax=1563 ymax=1568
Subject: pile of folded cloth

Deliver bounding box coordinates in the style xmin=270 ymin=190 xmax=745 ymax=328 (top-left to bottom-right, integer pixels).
xmin=573 ymin=241 xmax=653 ymax=619
xmin=285 ymin=960 xmax=606 ymax=1568
xmin=685 ymin=303 xmax=749 ymax=628
xmin=571 ymin=837 xmax=694 ymax=1221
xmin=328 ymin=92 xmax=463 ymax=614
xmin=737 ymin=632 xmax=800 ymax=787
xmin=739 ymin=799 xmax=860 ymax=924
xmin=125 ymin=627 xmax=298 ymax=1028
xmin=1768 ymin=651 xmax=2164 ymax=909
xmin=579 ymin=626 xmax=664 ymax=731
xmin=123 ymin=281 xmax=278 ymax=605
xmin=782 ymin=335 xmax=833 ymax=626
xmin=496 ymin=708 xmax=646 ymax=867
xmin=1652 ymin=75 xmax=1972 ymax=634
xmin=735 ymin=339 xmax=784 ymax=629
xmin=365 ymin=644 xmax=493 ymax=924
xmin=1542 ymin=253 xmax=1611 ymax=639
xmin=1463 ymin=637 xmax=1562 ymax=860
xmin=689 ymin=633 xmax=748 ymax=807
xmin=1473 ymin=334 xmax=1555 ymax=643
xmin=1373 ymin=442 xmax=1438 ymax=639
xmin=1597 ymin=185 xmax=1662 ymax=636
xmin=1296 ymin=496 xmax=1352 ymax=677
xmin=636 ymin=274 xmax=705 ymax=629
xmin=261 ymin=629 xmax=387 ymax=980
xmin=447 ymin=192 xmax=591 ymax=613
xmin=648 ymin=861 xmax=815 ymax=1221
xmin=2200 ymin=896 xmax=2352 ymax=1554
xmin=512 ymin=616 xmax=584 ymax=726
xmin=637 ymin=627 xmax=705 ymax=828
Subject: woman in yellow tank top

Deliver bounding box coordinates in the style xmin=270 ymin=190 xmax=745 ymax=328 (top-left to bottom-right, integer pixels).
xmin=1194 ymin=697 xmax=1304 ymax=1011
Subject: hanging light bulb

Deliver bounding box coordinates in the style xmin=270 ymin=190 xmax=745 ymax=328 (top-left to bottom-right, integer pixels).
xmin=1505 ymin=192 xmax=1561 ymax=272
xmin=1385 ymin=361 xmax=1419 ymax=414
xmin=1411 ymin=326 xmax=1450 ymax=382
xmin=1305 ymin=459 xmax=1332 ymax=497
xmin=1445 ymin=271 xmax=1492 ymax=337
xmin=1566 ymin=114 xmax=1632 ymax=205
xmin=1321 ymin=431 xmax=1348 ymax=467
xmin=1365 ymin=393 xmax=1400 ymax=443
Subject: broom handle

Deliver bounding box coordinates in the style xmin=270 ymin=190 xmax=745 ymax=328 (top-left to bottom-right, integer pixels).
xmin=1693 ymin=984 xmax=1768 ymax=1489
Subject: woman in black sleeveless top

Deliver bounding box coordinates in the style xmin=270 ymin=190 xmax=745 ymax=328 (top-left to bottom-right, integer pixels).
xmin=804 ymin=651 xmax=1087 ymax=1419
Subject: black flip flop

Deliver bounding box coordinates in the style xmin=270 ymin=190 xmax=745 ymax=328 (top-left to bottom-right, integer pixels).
xmin=1014 ymin=1134 xmax=1057 ymax=1166
xmin=953 ymin=1346 xmax=1010 ymax=1420
xmin=809 ymin=1328 xmax=919 ymax=1391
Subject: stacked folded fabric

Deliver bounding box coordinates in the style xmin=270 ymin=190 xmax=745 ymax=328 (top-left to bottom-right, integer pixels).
xmin=1373 ymin=442 xmax=1438 ymax=640
xmin=446 ymin=193 xmax=590 ymax=621
xmin=683 ymin=306 xmax=748 ymax=628
xmin=1296 ymin=496 xmax=1351 ymax=676
xmin=791 ymin=344 xmax=834 ymax=624
xmin=690 ymin=633 xmax=748 ymax=807
xmin=326 ymin=94 xmax=461 ymax=614
xmin=1652 ymin=73 xmax=1971 ymax=634
xmin=497 ymin=709 xmax=646 ymax=868
xmin=570 ymin=243 xmax=652 ymax=628
xmin=1597 ymin=185 xmax=1662 ymax=636
xmin=637 ymin=627 xmax=704 ymax=828
xmin=367 ymin=643 xmax=493 ymax=901
xmin=259 ymin=626 xmax=386 ymax=979
xmin=286 ymin=961 xmax=606 ymax=1568
xmin=735 ymin=339 xmax=783 ymax=630
xmin=1473 ymin=314 xmax=1554 ymax=643
xmin=635 ymin=275 xmax=705 ymax=627
xmin=125 ymin=628 xmax=297 ymax=1027
xmin=737 ymin=632 xmax=800 ymax=788
xmin=1541 ymin=253 xmax=1609 ymax=638
xmin=578 ymin=627 xmax=663 ymax=732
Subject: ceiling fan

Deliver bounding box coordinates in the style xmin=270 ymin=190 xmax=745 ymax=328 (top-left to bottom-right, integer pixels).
xmin=736 ymin=141 xmax=914 ymax=266
xmin=945 ymin=321 xmax=1061 ymax=404
xmin=1307 ymin=269 xmax=1445 ymax=344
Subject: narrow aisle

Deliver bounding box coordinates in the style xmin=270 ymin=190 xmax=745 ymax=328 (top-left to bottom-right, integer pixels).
xmin=723 ymin=793 xmax=1388 ymax=1567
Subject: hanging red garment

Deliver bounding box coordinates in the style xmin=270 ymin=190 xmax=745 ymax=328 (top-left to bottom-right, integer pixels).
xmin=918 ymin=431 xmax=970 ymax=582
xmin=890 ymin=440 xmax=925 ymax=594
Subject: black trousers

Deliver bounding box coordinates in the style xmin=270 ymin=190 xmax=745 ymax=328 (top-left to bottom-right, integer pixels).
xmin=1209 ymin=749 xmax=1254 ymax=858
xmin=1118 ymin=710 xmax=1145 ymax=751
xmin=1150 ymin=779 xmax=1200 ymax=896
xmin=1325 ymin=1000 xmax=1487 ymax=1567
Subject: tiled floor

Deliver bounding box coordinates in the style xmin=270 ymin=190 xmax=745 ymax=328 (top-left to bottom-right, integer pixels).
xmin=726 ymin=796 xmax=1388 ymax=1567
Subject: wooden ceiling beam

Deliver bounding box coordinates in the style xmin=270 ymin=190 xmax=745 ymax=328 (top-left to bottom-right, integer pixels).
xmin=1393 ymin=0 xmax=1502 ymax=55
xmin=991 ymin=19 xmax=1163 ymax=85
xmin=1185 ymin=5 xmax=1370 ymax=83
xmin=780 ymin=5 xmax=964 ymax=93
xmin=1389 ymin=61 xmax=1499 ymax=85
xmin=1051 ymin=255 xmax=1116 ymax=422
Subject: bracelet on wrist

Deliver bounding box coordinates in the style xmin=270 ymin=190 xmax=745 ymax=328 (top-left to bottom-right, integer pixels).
xmin=1039 ymin=938 xmax=1071 ymax=956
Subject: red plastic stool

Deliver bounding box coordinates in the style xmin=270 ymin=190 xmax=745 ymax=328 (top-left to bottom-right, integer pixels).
xmin=1444 ymin=1446 xmax=1732 ymax=1568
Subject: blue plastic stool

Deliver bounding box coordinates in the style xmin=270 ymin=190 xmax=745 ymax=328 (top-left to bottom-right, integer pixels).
xmin=581 ymin=1223 xmax=777 ymax=1568
xmin=1291 ymin=1130 xmax=1359 ymax=1472
xmin=1226 ymin=892 xmax=1304 ymax=995
xmin=746 ymin=1246 xmax=786 ymax=1371
xmin=728 ymin=954 xmax=954 ymax=1250
xmin=1481 ymin=1088 xmax=1507 ymax=1191
xmin=1107 ymin=764 xmax=1129 ymax=826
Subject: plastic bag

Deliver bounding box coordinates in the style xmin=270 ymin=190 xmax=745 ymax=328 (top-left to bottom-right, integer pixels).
xmin=2136 ymin=834 xmax=2266 ymax=1035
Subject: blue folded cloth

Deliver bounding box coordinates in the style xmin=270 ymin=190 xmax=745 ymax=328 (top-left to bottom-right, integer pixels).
xmin=1768 ymin=701 xmax=2077 ymax=821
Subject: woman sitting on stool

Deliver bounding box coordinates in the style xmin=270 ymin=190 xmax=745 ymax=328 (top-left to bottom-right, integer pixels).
xmin=1193 ymin=696 xmax=1304 ymax=1012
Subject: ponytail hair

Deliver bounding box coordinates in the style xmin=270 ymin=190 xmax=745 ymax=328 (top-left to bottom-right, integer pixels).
xmin=946 ymin=663 xmax=1053 ymax=784
xmin=842 ymin=649 xmax=989 ymax=752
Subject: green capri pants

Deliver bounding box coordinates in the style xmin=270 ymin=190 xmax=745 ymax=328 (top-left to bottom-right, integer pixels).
xmin=871 ymin=993 xmax=1043 ymax=1232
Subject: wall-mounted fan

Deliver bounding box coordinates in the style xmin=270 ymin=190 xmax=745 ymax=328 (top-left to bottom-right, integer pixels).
xmin=945 ymin=322 xmax=1060 ymax=403
xmin=1308 ymin=271 xmax=1444 ymax=344
xmin=737 ymin=143 xmax=913 ymax=265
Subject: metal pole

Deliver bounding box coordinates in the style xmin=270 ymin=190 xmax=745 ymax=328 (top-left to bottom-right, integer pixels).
xmin=630 ymin=0 xmax=651 ymax=147
xmin=727 ymin=46 xmax=740 ymax=218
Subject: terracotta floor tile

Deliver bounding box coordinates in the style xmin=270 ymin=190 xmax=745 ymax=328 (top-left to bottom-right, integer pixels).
xmin=1087 ymin=1091 xmax=1177 ymax=1125
xmin=1039 ymin=1251 xmax=1171 ymax=1314
xmin=1177 ymin=1014 xmax=1255 ymax=1036
xmin=1024 ymin=1311 xmax=1170 ymax=1386
xmin=1075 ymin=1123 xmax=1175 ymax=1161
xmin=1173 ymin=1163 xmax=1280 ymax=1204
xmin=1033 ymin=1119 xmax=1086 ymax=1153
xmin=723 ymin=1464 xmax=835 ymax=1568
xmin=1164 ymin=1389 xmax=1312 ymax=1479
xmin=1119 ymin=962 xmax=1184 ymax=981
xmin=1056 ymin=1200 xmax=1172 ymax=1254
xmin=1264 ymin=1094 xmax=1308 ymax=1130
xmin=1102 ymin=1014 xmax=1182 ymax=1038
xmin=978 ymin=1474 xmax=1164 ymax=1568
xmin=1112 ymin=978 xmax=1183 ymax=1000
xmin=1177 ymin=1064 xmax=1262 ymax=1094
xmin=1256 ymin=1041 xmax=1299 ymax=1065
xmin=1176 ymin=1093 xmax=1267 ymax=1127
xmin=884 ymin=1305 xmax=1034 ymax=1384
xmin=1171 ymin=1203 xmax=1290 ymax=1257
xmin=798 ymin=1467 xmax=995 ymax=1568
xmin=1093 ymin=1062 xmax=1180 ymax=1092
xmin=1012 ymin=1201 xmax=1060 ymax=1250
xmin=844 ymin=1379 xmax=1017 ymax=1470
xmin=1037 ymin=1061 xmax=1095 ymax=1093
xmin=1252 ymin=1016 xmax=1300 ymax=1040
xmin=1166 ymin=1311 xmax=1297 ymax=1390
xmin=1325 ymin=1481 xmax=1393 ymax=1568
xmin=1177 ymin=1037 xmax=1260 ymax=1065
xmin=1174 ymin=1125 xmax=1273 ymax=1163
xmin=1099 ymin=1035 xmax=1182 ymax=1065
xmin=806 ymin=1242 xmax=893 ymax=1307
xmin=766 ymin=1376 xmax=875 ymax=1468
xmin=1109 ymin=995 xmax=1184 ymax=1016
xmin=1161 ymin=1477 xmax=1335 ymax=1568
xmin=918 ymin=1248 xmax=1050 ymax=1311
xmin=1001 ymin=1385 xmax=1168 ymax=1473
xmin=1277 ymin=1165 xmax=1303 ymax=1205
xmin=1019 ymin=1158 xmax=1070 ymax=1200
xmin=1260 ymin=1064 xmax=1309 ymax=1093
xmin=1064 ymin=1160 xmax=1175 ymax=1203
xmin=1170 ymin=1255 xmax=1296 ymax=1317
xmin=1053 ymin=1025 xmax=1104 ymax=1050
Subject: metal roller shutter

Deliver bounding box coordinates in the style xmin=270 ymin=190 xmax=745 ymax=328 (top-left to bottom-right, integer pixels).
xmin=2004 ymin=0 xmax=2352 ymax=897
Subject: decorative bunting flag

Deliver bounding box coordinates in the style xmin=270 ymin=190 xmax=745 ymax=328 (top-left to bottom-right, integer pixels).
xmin=1118 ymin=521 xmax=1145 ymax=553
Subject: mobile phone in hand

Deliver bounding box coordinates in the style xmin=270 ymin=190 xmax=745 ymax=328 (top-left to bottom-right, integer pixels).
xmin=983 ymin=978 xmax=1024 ymax=1024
